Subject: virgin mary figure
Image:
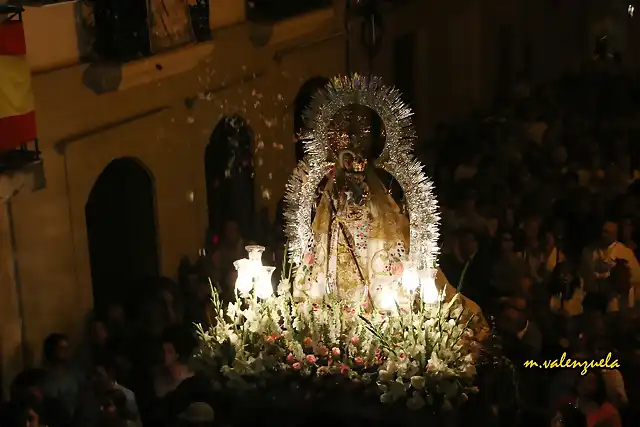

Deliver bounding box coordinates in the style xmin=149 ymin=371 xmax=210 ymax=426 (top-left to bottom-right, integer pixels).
xmin=293 ymin=106 xmax=412 ymax=309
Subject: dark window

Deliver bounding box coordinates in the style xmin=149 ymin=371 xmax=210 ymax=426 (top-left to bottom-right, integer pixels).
xmin=393 ymin=32 xmax=415 ymax=106
xmin=93 ymin=0 xmax=151 ymax=61
xmin=246 ymin=0 xmax=332 ymax=22
xmin=92 ymin=0 xmax=209 ymax=61
xmin=85 ymin=158 xmax=159 ymax=312
xmin=205 ymin=115 xmax=255 ymax=239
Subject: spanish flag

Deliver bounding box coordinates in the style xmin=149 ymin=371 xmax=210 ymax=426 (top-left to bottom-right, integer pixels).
xmin=0 ymin=19 xmax=37 ymax=152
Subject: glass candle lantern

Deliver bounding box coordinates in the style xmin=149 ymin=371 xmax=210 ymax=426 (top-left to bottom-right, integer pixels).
xmin=256 ymin=266 xmax=276 ymax=299
xmin=419 ymin=268 xmax=441 ymax=304
xmin=234 ymin=259 xmax=253 ymax=295
xmin=245 ymin=245 xmax=265 ymax=279
xmin=379 ymin=285 xmax=398 ymax=313
xmin=401 ymin=261 xmax=420 ymax=293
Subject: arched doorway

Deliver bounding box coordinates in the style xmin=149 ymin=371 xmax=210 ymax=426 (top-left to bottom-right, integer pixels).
xmin=204 ymin=115 xmax=255 ymax=241
xmin=293 ymin=77 xmax=330 ymax=162
xmin=85 ymin=158 xmax=159 ymax=312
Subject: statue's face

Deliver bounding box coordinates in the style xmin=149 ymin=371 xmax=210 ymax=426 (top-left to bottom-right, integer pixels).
xmin=328 ymin=104 xmax=385 ymax=162
xmin=338 ymin=150 xmax=367 ymax=173
xmin=340 ymin=151 xmax=355 ymax=169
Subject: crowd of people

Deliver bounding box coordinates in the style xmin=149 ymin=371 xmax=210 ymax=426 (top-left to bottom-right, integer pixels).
xmin=3 ymin=50 xmax=640 ymax=426
xmin=426 ymin=52 xmax=640 ymax=427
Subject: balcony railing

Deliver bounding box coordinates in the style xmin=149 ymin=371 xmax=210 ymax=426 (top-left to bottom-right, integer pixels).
xmin=245 ymin=0 xmax=332 ymax=22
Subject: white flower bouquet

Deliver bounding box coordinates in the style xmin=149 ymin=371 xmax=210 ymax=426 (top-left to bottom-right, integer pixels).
xmin=195 ymin=276 xmax=481 ymax=413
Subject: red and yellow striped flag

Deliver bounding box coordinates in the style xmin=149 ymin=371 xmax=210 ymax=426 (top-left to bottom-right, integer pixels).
xmin=0 ymin=19 xmax=37 ymax=152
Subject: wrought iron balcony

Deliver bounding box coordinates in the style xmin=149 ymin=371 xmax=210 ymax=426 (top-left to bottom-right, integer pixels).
xmin=246 ymin=0 xmax=332 ymax=22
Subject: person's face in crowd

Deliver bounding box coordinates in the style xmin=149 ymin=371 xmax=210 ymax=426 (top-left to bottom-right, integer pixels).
xmin=163 ymin=342 xmax=179 ymax=367
xmin=91 ymin=320 xmax=109 ymax=346
xmin=500 ymin=232 xmax=514 ymax=254
xmin=544 ymin=231 xmax=556 ymax=250
xmin=620 ymin=218 xmax=634 ymax=242
xmin=107 ymin=304 xmax=125 ymax=327
xmin=458 ymin=233 xmax=478 ymax=259
xmin=577 ymin=372 xmax=597 ymax=399
xmin=486 ymin=217 xmax=498 ymax=238
xmin=55 ymin=339 xmax=71 ymax=363
xmin=550 ymin=410 xmax=563 ymax=427
xmin=600 ymin=221 xmax=618 ymax=247
xmin=210 ymin=248 xmax=221 ymax=267
xmin=89 ymin=366 xmax=113 ymax=393
xmin=523 ymin=218 xmax=540 ymax=241
xmin=223 ymin=221 xmax=240 ymax=245
xmin=498 ymin=306 xmax=527 ymax=336
xmin=25 ymin=408 xmax=39 ymax=427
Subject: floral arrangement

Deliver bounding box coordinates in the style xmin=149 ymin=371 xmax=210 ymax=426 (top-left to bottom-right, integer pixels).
xmin=195 ymin=275 xmax=481 ymax=412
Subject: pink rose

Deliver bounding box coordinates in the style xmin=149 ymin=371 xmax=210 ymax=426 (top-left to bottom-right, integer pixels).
xmin=315 ymin=346 xmax=328 ymax=357
xmin=390 ymin=262 xmax=404 ymax=276
xmin=351 ymin=336 xmax=359 ymax=345
xmin=354 ymin=357 xmax=364 ymax=365
xmin=286 ymin=353 xmax=295 ymax=363
xmin=305 ymin=354 xmax=317 ymax=364
xmin=303 ymin=253 xmax=315 ymax=266
xmin=340 ymin=364 xmax=350 ymax=375
xmin=266 ymin=336 xmax=275 ymax=345
xmin=292 ymin=362 xmax=301 ymax=370
xmin=331 ymin=347 xmax=341 ymax=357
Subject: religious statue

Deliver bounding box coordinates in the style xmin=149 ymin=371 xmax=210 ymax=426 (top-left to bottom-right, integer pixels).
xmin=284 ymin=75 xmax=485 ymax=322
xmin=292 ymin=104 xmax=412 ymax=309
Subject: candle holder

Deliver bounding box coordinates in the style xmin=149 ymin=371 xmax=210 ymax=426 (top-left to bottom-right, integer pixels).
xmin=401 ymin=261 xmax=420 ymax=293
xmin=233 ymin=245 xmax=275 ymax=299
xmin=234 ymin=259 xmax=253 ymax=296
xmin=419 ymin=268 xmax=441 ymax=305
xmin=256 ymin=266 xmax=276 ymax=299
